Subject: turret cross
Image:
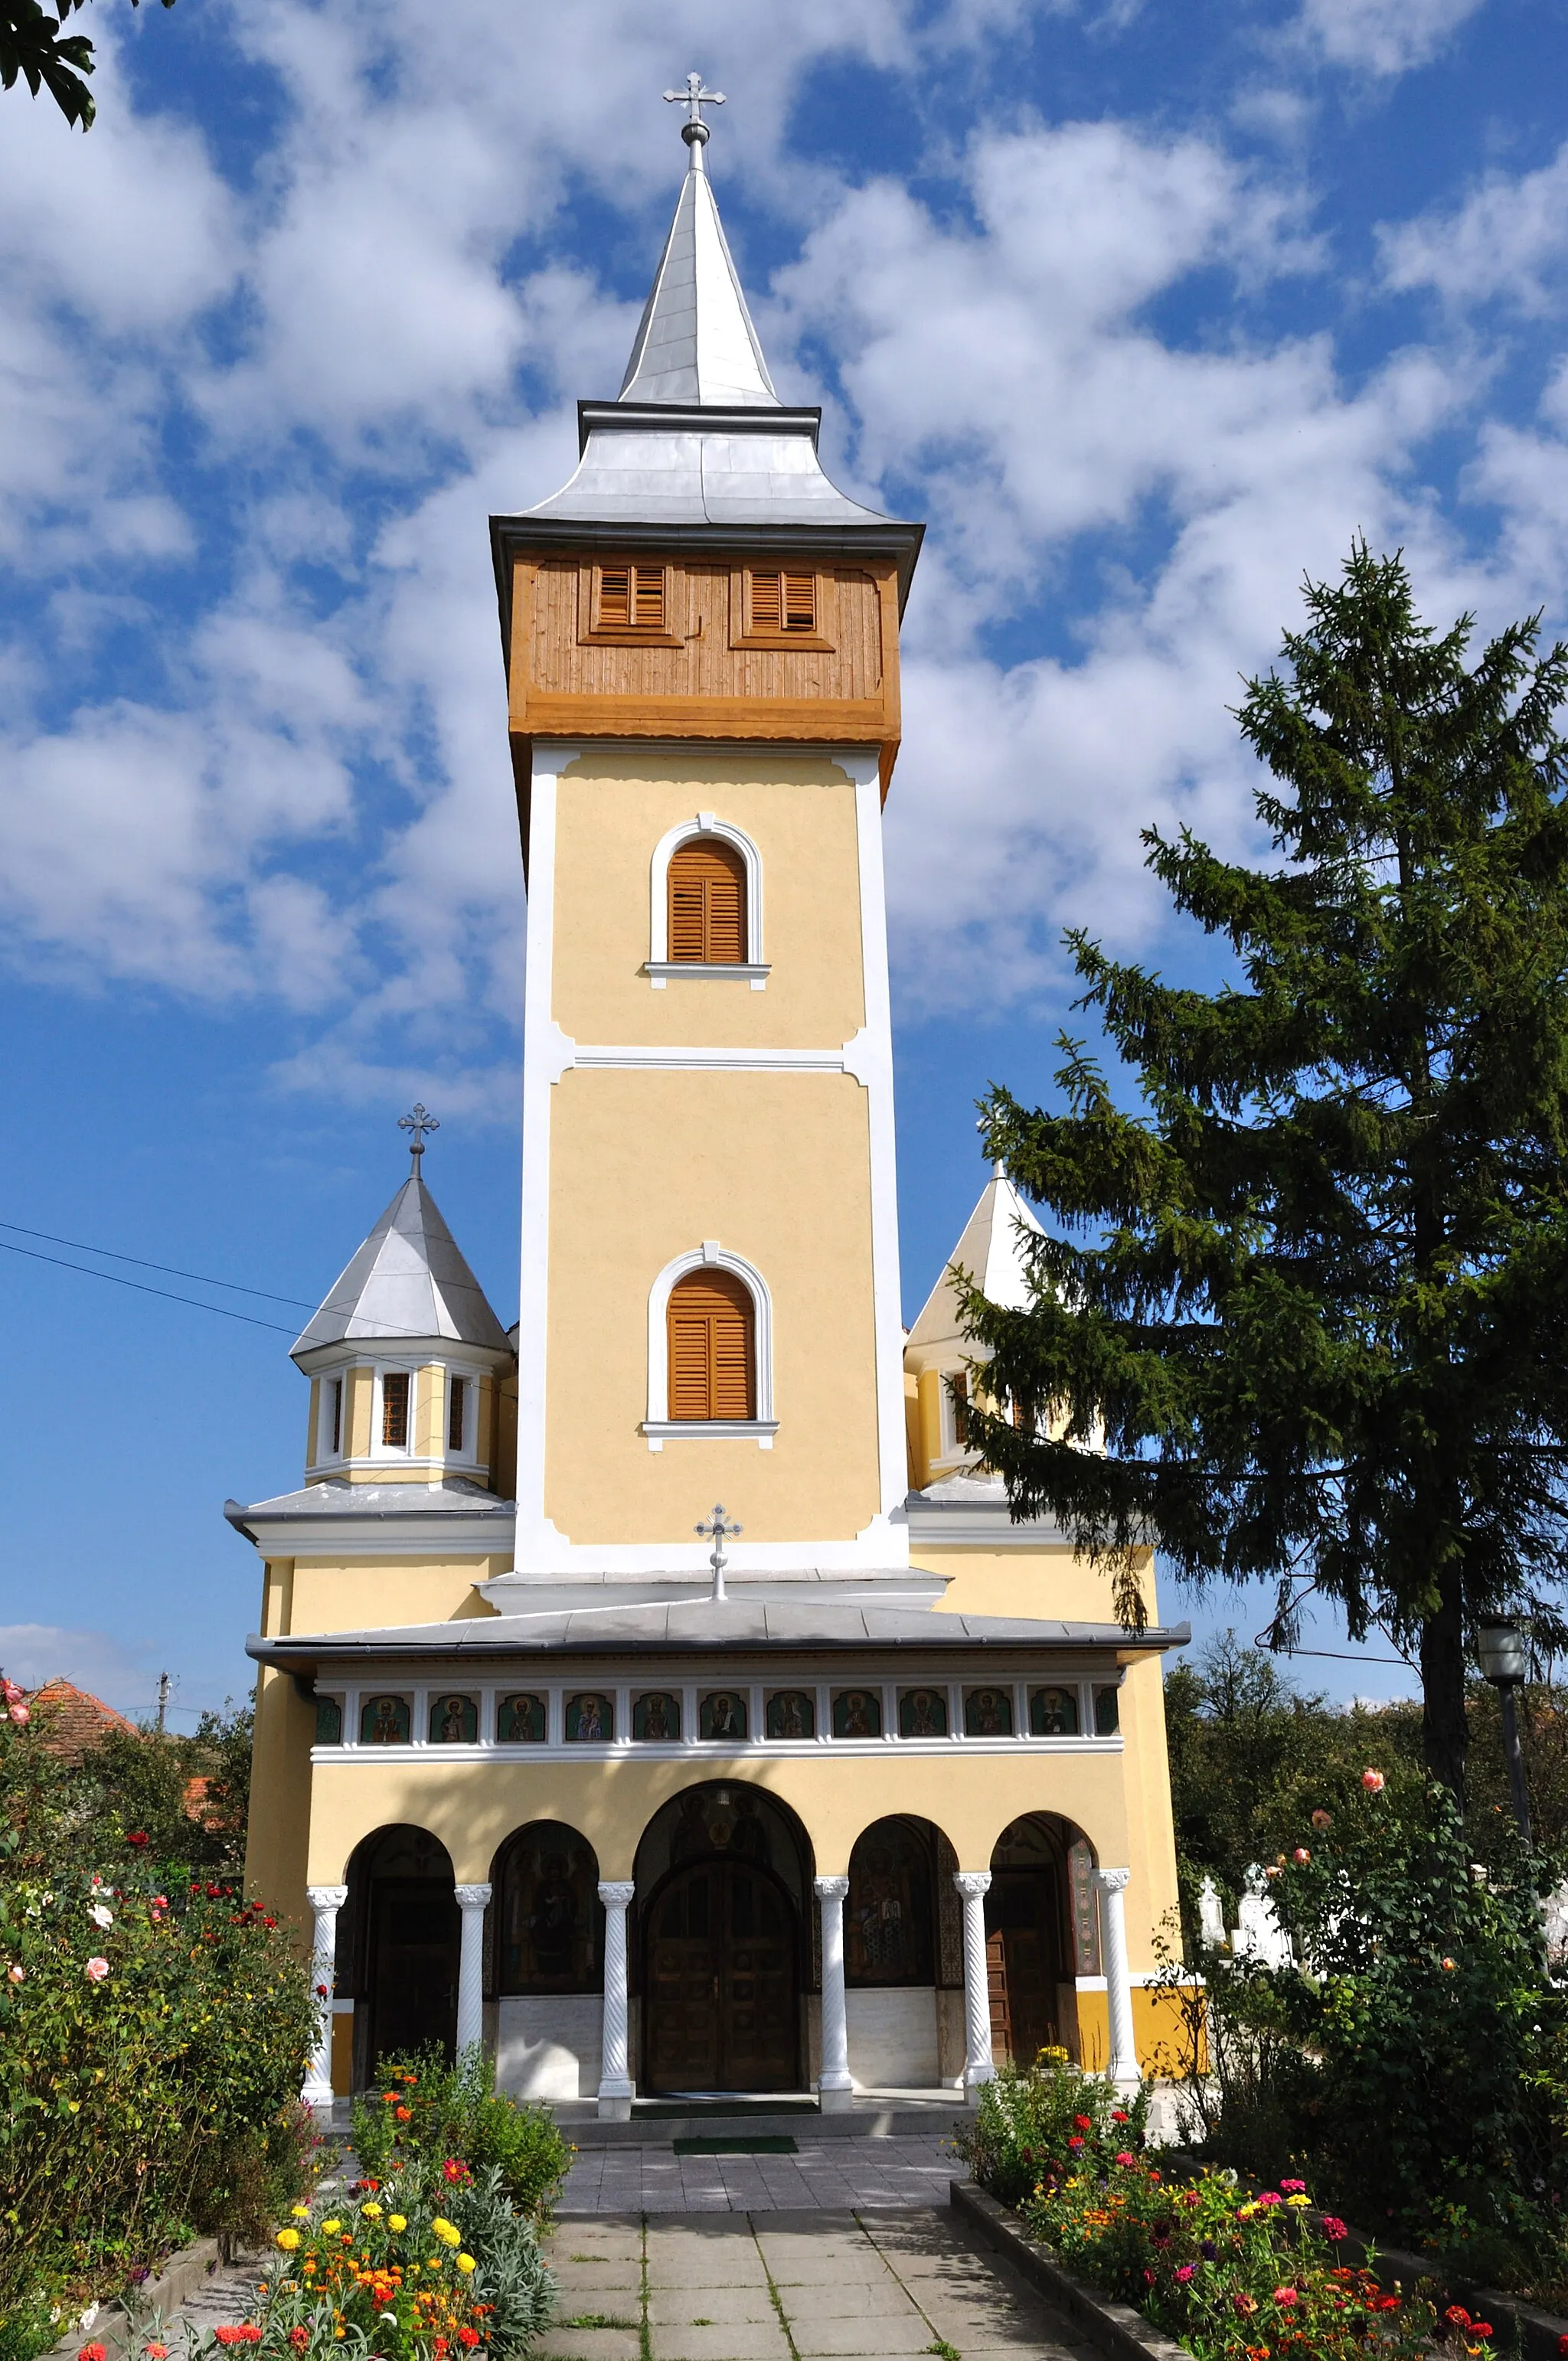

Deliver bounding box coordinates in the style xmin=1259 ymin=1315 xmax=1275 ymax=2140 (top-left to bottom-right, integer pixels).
xmin=664 ymin=72 xmax=725 ymax=153
xmin=398 ymin=1102 xmax=439 ymax=1174
xmin=695 ymin=1501 xmax=742 ymax=1602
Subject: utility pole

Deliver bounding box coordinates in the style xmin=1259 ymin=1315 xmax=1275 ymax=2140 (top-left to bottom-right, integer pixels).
xmin=155 ymin=1670 xmax=170 ymax=1739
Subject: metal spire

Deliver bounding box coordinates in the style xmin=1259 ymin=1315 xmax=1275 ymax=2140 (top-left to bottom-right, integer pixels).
xmin=695 ymin=1502 xmax=742 ymax=1602
xmin=663 ymin=71 xmax=725 ymax=172
xmin=398 ymin=1102 xmax=439 ymax=1176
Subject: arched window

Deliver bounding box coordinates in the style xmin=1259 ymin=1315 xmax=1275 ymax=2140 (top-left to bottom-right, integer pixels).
xmin=667 ymin=1267 xmax=755 ymax=1421
xmin=495 ymin=1821 xmax=603 ymax=1995
xmin=668 ymin=836 xmax=746 ymax=965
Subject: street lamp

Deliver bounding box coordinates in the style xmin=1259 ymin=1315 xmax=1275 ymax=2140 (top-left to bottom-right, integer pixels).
xmin=1475 ymin=1615 xmax=1533 ymax=1846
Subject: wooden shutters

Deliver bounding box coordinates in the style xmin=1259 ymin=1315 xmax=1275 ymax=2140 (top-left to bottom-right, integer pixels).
xmin=447 ymin=1376 xmax=467 ymax=1452
xmin=668 ymin=836 xmax=746 ymax=965
xmin=667 ymin=1269 xmax=756 ymax=1421
xmin=746 ymin=568 xmax=816 ymax=635
xmin=594 ymin=562 xmax=665 ymax=632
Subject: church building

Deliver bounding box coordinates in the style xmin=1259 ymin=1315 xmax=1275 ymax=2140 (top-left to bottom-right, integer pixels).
xmin=236 ymin=90 xmax=1189 ymax=2115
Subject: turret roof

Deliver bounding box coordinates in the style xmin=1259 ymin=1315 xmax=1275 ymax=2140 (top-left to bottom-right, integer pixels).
xmin=906 ymin=1164 xmax=1046 ymax=1357
xmin=618 ymin=148 xmax=778 ymax=407
xmin=292 ymin=1175 xmax=510 ymax=1360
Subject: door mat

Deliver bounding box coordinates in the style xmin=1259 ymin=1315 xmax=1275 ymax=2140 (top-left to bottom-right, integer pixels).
xmin=671 ymin=2136 xmax=799 ymax=2155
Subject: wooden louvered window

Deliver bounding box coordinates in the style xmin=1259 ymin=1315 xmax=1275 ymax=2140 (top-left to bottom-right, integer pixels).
xmin=381 ymin=1370 xmax=410 ymax=1449
xmin=750 ymin=568 xmax=816 ymax=634
xmin=667 ymin=1269 xmax=756 ymax=1422
xmin=328 ymin=1377 xmax=342 ymax=1456
xmin=448 ymin=1376 xmax=467 ymax=1453
xmin=668 ymin=836 xmax=746 ymax=965
xmin=594 ymin=561 xmax=665 ymax=633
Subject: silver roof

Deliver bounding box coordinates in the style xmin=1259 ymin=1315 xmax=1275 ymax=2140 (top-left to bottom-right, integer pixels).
xmin=522 ymin=142 xmax=897 ymax=533
xmin=619 ymin=146 xmax=777 ymax=407
xmin=227 ymin=1479 xmax=512 ymax=1527
xmin=291 ymin=1177 xmax=510 ymax=1360
xmin=250 ymin=1598 xmax=1191 ymax=1664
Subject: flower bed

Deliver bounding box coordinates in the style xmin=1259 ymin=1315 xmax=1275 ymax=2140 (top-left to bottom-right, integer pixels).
xmin=963 ymin=2063 xmax=1499 ymax=2361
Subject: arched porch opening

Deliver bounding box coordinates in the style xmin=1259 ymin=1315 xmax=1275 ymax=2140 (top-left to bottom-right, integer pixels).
xmin=633 ymin=1782 xmax=815 ymax=2095
xmin=488 ymin=1821 xmax=603 ymax=2103
xmin=844 ymin=1814 xmax=963 ymax=2089
xmin=340 ymin=1824 xmax=458 ymax=2088
xmin=986 ymin=1813 xmax=1097 ymax=2069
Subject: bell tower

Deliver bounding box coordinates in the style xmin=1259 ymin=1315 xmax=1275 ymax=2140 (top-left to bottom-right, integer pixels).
xmin=490 ymin=86 xmax=923 ymax=1585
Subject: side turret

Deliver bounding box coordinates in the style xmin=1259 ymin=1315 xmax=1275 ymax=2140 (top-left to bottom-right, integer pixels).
xmin=292 ymin=1140 xmax=514 ymax=1494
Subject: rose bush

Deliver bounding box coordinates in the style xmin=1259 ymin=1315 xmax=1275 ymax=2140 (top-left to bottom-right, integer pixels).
xmin=0 ymin=1867 xmax=317 ymax=2361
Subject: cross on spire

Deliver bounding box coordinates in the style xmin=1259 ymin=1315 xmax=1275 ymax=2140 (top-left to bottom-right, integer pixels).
xmin=398 ymin=1102 xmax=439 ymax=1174
xmin=664 ymin=71 xmax=725 ymax=166
xmin=695 ymin=1501 xmax=742 ymax=1602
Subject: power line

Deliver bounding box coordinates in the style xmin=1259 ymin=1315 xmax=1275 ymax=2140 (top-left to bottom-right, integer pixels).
xmin=0 ymin=1219 xmax=320 ymax=1310
xmin=0 ymin=1236 xmax=302 ymax=1334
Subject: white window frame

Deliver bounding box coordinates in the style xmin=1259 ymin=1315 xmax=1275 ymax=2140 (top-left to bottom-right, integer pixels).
xmin=371 ymin=1363 xmax=416 ymax=1459
xmin=444 ymin=1365 xmax=479 ymax=1464
xmin=642 ymin=1241 xmax=778 ymax=1448
xmin=316 ymin=1372 xmax=347 ymax=1466
xmin=645 ymin=811 xmax=768 ymax=988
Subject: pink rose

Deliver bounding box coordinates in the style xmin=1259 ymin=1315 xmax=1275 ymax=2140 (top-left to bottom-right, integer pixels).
xmin=1292 ymin=1847 xmax=1311 ymax=1864
xmin=1311 ymin=1809 xmax=1331 ymax=1830
xmin=1115 ymin=2151 xmax=1135 ymax=2167
xmin=1273 ymin=2288 xmax=1299 ymax=2307
xmin=8 ymin=1705 xmax=29 ymax=1726
xmin=1361 ymin=1768 xmax=1385 ymax=1792
xmin=1175 ymin=2265 xmax=1194 ymax=2283
xmin=84 ymin=1956 xmax=109 ymax=1982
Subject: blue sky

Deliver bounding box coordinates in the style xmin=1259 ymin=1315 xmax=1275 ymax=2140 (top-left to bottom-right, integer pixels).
xmin=3 ymin=0 xmax=1563 ymax=1726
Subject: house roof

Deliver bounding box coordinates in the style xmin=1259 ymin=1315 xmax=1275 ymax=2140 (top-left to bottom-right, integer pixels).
xmin=23 ymin=1677 xmax=136 ymax=1759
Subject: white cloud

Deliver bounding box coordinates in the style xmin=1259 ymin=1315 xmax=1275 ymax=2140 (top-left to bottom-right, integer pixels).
xmin=1296 ymin=0 xmax=1483 ymax=77
xmin=1380 ymin=140 xmax=1568 ymax=313
xmin=0 ymin=1622 xmax=157 ymax=1711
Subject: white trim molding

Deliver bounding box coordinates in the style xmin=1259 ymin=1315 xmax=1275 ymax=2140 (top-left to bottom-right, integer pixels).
xmin=644 ymin=1243 xmax=775 ymax=1447
xmin=648 ymin=812 xmax=765 ymax=984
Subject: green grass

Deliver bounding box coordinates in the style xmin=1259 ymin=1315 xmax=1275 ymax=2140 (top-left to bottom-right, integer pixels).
xmin=564 ymin=2316 xmax=638 ymax=2331
xmin=926 ymin=2341 xmax=962 ymax=2359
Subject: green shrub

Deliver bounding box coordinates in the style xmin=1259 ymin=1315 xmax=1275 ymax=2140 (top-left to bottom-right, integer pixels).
xmin=959 ymin=2057 xmax=1149 ymax=2211
xmin=0 ymin=1863 xmax=318 ymax=2354
xmin=1170 ymin=1764 xmax=1568 ymax=2294
xmin=349 ymin=2050 xmax=570 ymax=2219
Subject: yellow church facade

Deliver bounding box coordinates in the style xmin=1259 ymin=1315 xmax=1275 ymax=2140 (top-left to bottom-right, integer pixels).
xmin=237 ymin=100 xmax=1189 ymax=2118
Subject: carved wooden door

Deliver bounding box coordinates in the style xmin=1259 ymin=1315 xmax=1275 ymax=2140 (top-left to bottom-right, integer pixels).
xmin=645 ymin=1861 xmax=798 ymax=2091
xmin=369 ymin=1880 xmax=459 ymax=2069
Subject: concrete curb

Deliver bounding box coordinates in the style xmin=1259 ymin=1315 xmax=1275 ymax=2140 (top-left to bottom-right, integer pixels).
xmin=40 ymin=2239 xmax=224 ymax=2361
xmin=950 ymin=2183 xmax=1193 ymax=2361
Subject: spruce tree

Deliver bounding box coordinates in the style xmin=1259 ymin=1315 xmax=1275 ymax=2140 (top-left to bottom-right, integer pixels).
xmin=964 ymin=543 xmax=1568 ymax=1801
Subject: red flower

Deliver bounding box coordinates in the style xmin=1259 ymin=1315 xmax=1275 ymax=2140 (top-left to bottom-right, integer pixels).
xmin=1320 ymin=2217 xmax=1348 ymax=2242
xmin=289 ymin=2332 xmax=308 ymax=2350
xmin=458 ymin=2333 xmax=480 ymax=2350
xmin=80 ymin=2344 xmax=109 ymax=2360
xmin=1472 ymin=2327 xmax=1493 ymax=2341
xmin=145 ymin=2344 xmax=168 ymax=2357
xmin=213 ymin=2329 xmax=263 ymax=2346
xmin=394 ymin=2105 xmax=412 ymax=2121
xmin=128 ymin=1831 xmax=149 ymax=1849
xmin=1114 ymin=2151 xmax=1135 ymax=2167
xmin=1111 ymin=2109 xmax=1128 ymax=2123
xmin=316 ymin=1984 xmax=328 ymax=1998
xmin=1073 ymin=2114 xmax=1093 ymax=2130
xmin=1446 ymin=2308 xmax=1473 ymax=2328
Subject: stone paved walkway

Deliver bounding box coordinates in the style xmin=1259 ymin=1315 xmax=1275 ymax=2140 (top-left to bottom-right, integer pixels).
xmin=559 ymin=2139 xmax=965 ymax=2215
xmin=542 ymin=2210 xmax=1096 ymax=2361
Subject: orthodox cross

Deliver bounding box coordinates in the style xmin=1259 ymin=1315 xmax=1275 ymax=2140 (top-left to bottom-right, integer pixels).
xmin=398 ymin=1102 xmax=439 ymax=1174
xmin=695 ymin=1502 xmax=742 ymax=1602
xmin=664 ymin=71 xmax=725 ymax=154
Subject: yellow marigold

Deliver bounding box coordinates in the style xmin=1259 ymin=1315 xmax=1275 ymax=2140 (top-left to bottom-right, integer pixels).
xmin=1285 ymin=2195 xmax=1310 ymax=2209
xmin=321 ymin=2220 xmax=341 ymax=2237
xmin=431 ymin=2219 xmax=461 ymax=2248
xmin=388 ymin=2216 xmax=407 ymax=2233
xmin=456 ymin=2257 xmax=475 ymax=2276
xmin=361 ymin=2203 xmax=383 ymax=2219
xmin=276 ymin=2229 xmax=301 ymax=2252
xmin=291 ymin=2206 xmax=311 ymax=2220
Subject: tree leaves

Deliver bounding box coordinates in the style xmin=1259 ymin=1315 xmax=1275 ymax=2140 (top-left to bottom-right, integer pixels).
xmin=0 ymin=0 xmax=176 ymax=132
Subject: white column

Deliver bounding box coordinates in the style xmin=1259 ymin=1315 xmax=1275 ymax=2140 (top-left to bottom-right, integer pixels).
xmin=953 ymin=1870 xmax=995 ymax=2100
xmin=815 ymin=1876 xmax=853 ymax=2111
xmin=303 ymin=1883 xmax=348 ymax=2109
xmin=1096 ymin=1866 xmax=1140 ymax=2091
xmin=597 ymin=1879 xmax=635 ymax=2119
xmin=454 ymin=1883 xmax=492 ymax=2057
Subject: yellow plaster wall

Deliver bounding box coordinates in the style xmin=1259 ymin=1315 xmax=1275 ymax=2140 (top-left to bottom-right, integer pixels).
xmin=551 ymin=756 xmax=866 ymax=1050
xmin=923 ymin=1546 xmax=1157 ymax=1625
xmin=1074 ymin=1984 xmax=1198 ymax=2077
xmin=301 ymin=1746 xmax=1135 ymax=1889
xmin=544 ymin=1066 xmax=881 ymax=1542
xmin=285 ymin=1558 xmax=511 ymax=1636
xmin=243 ymin=1559 xmax=314 ymax=1928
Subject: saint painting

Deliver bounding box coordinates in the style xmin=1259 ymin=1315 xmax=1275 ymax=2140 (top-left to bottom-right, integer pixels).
xmin=498 ymin=1693 xmax=547 ymax=1743
xmin=845 ymin=1815 xmax=934 ymax=1984
xmin=700 ymin=1690 xmax=747 ymax=1742
xmin=567 ymin=1692 xmax=612 ymax=1742
xmin=766 ymin=1690 xmax=814 ymax=1739
xmin=898 ymin=1687 xmax=947 ymax=1738
xmin=361 ymin=1694 xmax=410 ymax=1746
xmin=498 ymin=1820 xmax=600 ymax=1992
xmin=430 ymin=1693 xmax=477 ymax=1744
xmin=1030 ymin=1687 xmax=1079 ymax=1736
xmin=965 ymin=1687 xmax=1013 ymax=1737
xmin=832 ymin=1689 xmax=882 ymax=1739
xmin=633 ymin=1691 xmax=680 ymax=1742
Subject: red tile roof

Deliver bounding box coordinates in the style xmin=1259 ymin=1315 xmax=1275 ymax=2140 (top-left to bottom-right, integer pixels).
xmin=23 ymin=1678 xmax=138 ymax=1760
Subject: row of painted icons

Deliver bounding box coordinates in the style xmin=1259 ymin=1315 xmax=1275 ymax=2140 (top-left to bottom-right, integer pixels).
xmin=315 ymin=1680 xmax=1122 ymax=1747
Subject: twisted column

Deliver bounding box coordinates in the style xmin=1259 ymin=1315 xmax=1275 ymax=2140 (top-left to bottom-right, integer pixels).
xmin=1095 ymin=1866 xmax=1140 ymax=2090
xmin=454 ymin=1883 xmax=492 ymax=2057
xmin=597 ymin=1879 xmax=635 ymax=2119
xmin=953 ymin=1870 xmax=995 ymax=2099
xmin=303 ymin=1883 xmax=348 ymax=2108
xmin=814 ymin=1876 xmax=853 ymax=2111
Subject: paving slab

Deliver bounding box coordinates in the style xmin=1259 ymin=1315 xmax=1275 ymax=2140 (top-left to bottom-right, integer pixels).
xmin=650 ymin=2324 xmax=793 ymax=2361
xmin=648 ymin=2288 xmax=782 ymax=2327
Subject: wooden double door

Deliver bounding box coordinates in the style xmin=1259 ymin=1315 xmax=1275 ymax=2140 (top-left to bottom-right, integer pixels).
xmin=985 ymin=1866 xmax=1068 ymax=2070
xmin=645 ymin=1860 xmax=799 ymax=2092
